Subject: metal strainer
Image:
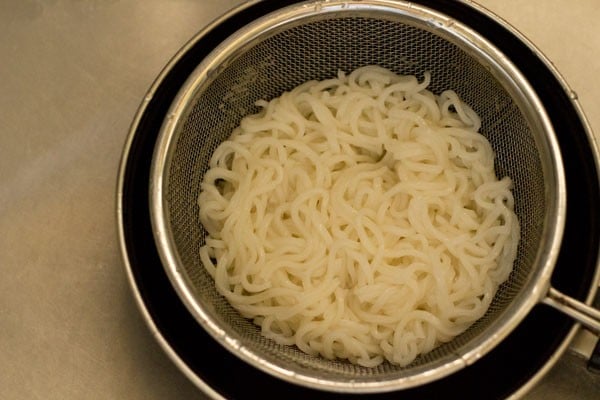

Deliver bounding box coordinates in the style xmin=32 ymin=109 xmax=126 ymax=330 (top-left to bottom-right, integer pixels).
xmin=149 ymin=0 xmax=600 ymax=393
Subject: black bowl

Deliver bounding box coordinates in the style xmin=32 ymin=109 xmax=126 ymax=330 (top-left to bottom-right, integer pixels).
xmin=118 ymin=1 xmax=600 ymax=398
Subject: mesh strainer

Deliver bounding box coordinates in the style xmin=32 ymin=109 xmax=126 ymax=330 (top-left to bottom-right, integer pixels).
xmin=149 ymin=0 xmax=600 ymax=393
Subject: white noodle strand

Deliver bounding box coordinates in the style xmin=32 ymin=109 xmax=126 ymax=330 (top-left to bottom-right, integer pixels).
xmin=198 ymin=66 xmax=519 ymax=367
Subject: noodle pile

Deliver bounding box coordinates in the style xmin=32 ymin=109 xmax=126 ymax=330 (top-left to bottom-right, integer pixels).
xmin=198 ymin=65 xmax=519 ymax=367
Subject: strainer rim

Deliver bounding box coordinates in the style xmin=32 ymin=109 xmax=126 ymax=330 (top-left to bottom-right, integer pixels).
xmin=149 ymin=0 xmax=566 ymax=393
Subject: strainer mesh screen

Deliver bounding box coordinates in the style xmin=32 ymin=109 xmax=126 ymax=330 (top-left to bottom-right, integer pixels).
xmin=163 ymin=15 xmax=546 ymax=384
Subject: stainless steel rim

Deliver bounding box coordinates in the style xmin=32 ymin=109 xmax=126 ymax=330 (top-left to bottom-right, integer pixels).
xmin=149 ymin=0 xmax=566 ymax=393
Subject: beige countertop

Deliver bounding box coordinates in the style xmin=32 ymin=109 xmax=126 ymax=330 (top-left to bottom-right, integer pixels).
xmin=1 ymin=1 xmax=598 ymax=399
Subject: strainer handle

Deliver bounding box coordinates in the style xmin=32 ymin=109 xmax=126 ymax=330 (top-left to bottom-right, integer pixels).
xmin=542 ymin=287 xmax=600 ymax=336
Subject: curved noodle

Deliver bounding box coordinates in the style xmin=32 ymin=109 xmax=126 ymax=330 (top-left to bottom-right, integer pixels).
xmin=198 ymin=65 xmax=520 ymax=367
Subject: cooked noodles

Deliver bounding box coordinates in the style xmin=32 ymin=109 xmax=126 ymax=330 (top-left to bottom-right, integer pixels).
xmin=198 ymin=65 xmax=520 ymax=367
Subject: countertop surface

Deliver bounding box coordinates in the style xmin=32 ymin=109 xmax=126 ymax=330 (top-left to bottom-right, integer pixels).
xmin=1 ymin=1 xmax=599 ymax=399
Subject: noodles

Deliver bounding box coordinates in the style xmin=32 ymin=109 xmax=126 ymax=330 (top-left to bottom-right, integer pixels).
xmin=198 ymin=65 xmax=520 ymax=367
